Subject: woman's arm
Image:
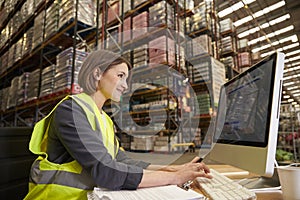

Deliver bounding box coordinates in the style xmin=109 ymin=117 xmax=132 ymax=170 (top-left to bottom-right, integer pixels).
xmin=139 ymin=162 xmax=212 ymax=188
xmin=145 ymin=156 xmax=202 ymax=172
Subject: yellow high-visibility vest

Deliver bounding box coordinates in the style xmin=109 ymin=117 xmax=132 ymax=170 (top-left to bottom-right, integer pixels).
xmin=24 ymin=93 xmax=118 ymax=200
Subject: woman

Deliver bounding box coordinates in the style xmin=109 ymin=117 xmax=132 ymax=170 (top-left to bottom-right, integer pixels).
xmin=24 ymin=49 xmax=212 ymax=200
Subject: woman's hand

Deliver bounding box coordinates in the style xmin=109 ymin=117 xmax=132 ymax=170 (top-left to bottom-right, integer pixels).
xmin=160 ymin=156 xmax=203 ymax=172
xmin=173 ymin=162 xmax=212 ymax=185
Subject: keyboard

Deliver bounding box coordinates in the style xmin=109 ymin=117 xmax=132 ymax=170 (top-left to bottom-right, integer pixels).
xmin=196 ymin=169 xmax=256 ymax=200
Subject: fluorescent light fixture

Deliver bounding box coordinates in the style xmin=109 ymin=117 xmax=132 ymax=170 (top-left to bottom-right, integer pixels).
xmin=284 ymin=65 xmax=300 ymax=73
xmin=287 ymin=86 xmax=299 ymax=90
xmin=284 ymin=74 xmax=300 ymax=81
xmin=238 ymin=14 xmax=290 ymax=38
xmin=248 ymin=25 xmax=294 ymax=45
xmin=252 ymin=36 xmax=298 ymax=53
xmin=218 ymin=0 xmax=256 ymax=18
xmin=286 ymin=55 xmax=300 ymax=63
xmin=285 ymin=49 xmax=300 ymax=57
xmin=292 ymin=102 xmax=298 ymax=105
xmin=261 ymin=51 xmax=275 ymax=58
xmin=234 ymin=1 xmax=286 ymax=27
xmin=291 ymin=89 xmax=300 ymax=94
xmin=294 ymin=93 xmax=300 ymax=97
xmin=281 ymin=42 xmax=300 ymax=51
xmin=283 ymin=81 xmax=295 ymax=86
xmin=283 ymin=95 xmax=290 ymax=99
xmin=288 ymin=98 xmax=294 ymax=102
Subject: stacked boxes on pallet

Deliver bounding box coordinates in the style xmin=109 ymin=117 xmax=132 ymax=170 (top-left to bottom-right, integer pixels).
xmin=149 ymin=36 xmax=176 ymax=66
xmin=130 ymin=136 xmax=155 ymax=151
xmin=17 ymin=72 xmax=30 ymax=106
xmin=0 ymin=52 xmax=8 ymax=75
xmin=119 ymin=17 xmax=131 ymax=43
xmin=186 ymin=34 xmax=212 ymax=58
xmin=0 ymin=87 xmax=9 ymax=112
xmin=40 ymin=65 xmax=56 ymax=98
xmin=190 ymin=1 xmax=211 ymax=33
xmin=55 ymin=48 xmax=88 ymax=93
xmin=133 ymin=0 xmax=148 ymax=8
xmin=107 ymin=1 xmax=119 ymax=24
xmin=122 ymin=0 xmax=131 ymax=14
xmin=14 ymin=38 xmax=23 ymax=63
xmin=59 ymin=0 xmax=96 ymax=29
xmin=27 ymin=69 xmax=40 ymax=102
xmin=188 ymin=55 xmax=225 ymax=106
xmin=23 ymin=27 xmax=34 ymax=56
xmin=32 ymin=11 xmax=45 ymax=49
xmin=7 ymin=76 xmax=19 ymax=109
xmin=132 ymin=11 xmax=148 ymax=39
xmin=196 ymin=92 xmax=211 ymax=116
xmin=149 ymin=1 xmax=174 ymax=30
xmin=45 ymin=1 xmax=60 ymax=39
xmin=238 ymin=52 xmax=251 ymax=69
xmin=21 ymin=0 xmax=35 ymax=22
xmin=133 ymin=44 xmax=148 ymax=68
xmin=220 ymin=18 xmax=235 ymax=34
xmin=221 ymin=56 xmax=235 ymax=69
xmin=154 ymin=136 xmax=169 ymax=152
xmin=220 ymin=36 xmax=236 ymax=54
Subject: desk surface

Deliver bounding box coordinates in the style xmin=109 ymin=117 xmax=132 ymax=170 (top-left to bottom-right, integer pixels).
xmin=197 ymin=165 xmax=283 ymax=200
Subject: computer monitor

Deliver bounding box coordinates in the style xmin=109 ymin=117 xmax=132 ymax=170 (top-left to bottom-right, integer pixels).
xmin=208 ymin=52 xmax=285 ymax=178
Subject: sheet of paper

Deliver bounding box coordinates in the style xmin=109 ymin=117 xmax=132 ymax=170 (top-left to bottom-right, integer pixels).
xmin=90 ymin=185 xmax=204 ymax=200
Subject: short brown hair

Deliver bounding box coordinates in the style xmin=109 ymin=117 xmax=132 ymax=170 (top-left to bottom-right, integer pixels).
xmin=78 ymin=49 xmax=131 ymax=95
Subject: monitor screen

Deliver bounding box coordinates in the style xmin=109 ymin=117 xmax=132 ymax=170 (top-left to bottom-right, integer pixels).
xmin=208 ymin=52 xmax=285 ymax=177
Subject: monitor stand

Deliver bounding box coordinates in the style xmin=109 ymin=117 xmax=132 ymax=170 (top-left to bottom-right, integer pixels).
xmin=239 ymin=169 xmax=281 ymax=189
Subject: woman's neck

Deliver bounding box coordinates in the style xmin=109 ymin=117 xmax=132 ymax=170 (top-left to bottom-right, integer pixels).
xmin=90 ymin=92 xmax=106 ymax=111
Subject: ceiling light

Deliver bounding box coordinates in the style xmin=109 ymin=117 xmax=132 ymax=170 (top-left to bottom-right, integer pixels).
xmin=283 ymin=95 xmax=290 ymax=99
xmin=292 ymin=102 xmax=298 ymax=105
xmin=234 ymin=0 xmax=285 ymax=27
xmin=238 ymin=14 xmax=290 ymax=38
xmin=261 ymin=51 xmax=275 ymax=58
xmin=286 ymin=55 xmax=300 ymax=63
xmin=248 ymin=25 xmax=294 ymax=45
xmin=294 ymin=93 xmax=300 ymax=97
xmin=284 ymin=66 xmax=300 ymax=73
xmin=218 ymin=0 xmax=256 ymax=18
xmin=287 ymin=86 xmax=299 ymax=90
xmin=283 ymin=81 xmax=295 ymax=86
xmin=284 ymin=74 xmax=300 ymax=81
xmin=281 ymin=42 xmax=300 ymax=51
xmin=252 ymin=36 xmax=298 ymax=53
xmin=291 ymin=89 xmax=300 ymax=94
xmin=288 ymin=99 xmax=294 ymax=102
xmin=285 ymin=49 xmax=300 ymax=57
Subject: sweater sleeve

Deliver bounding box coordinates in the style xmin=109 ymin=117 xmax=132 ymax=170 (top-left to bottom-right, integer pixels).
xmin=51 ymin=99 xmax=143 ymax=190
xmin=116 ymin=150 xmax=150 ymax=169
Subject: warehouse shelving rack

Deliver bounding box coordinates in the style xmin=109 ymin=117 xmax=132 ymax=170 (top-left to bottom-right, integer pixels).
xmin=0 ymin=0 xmax=97 ymax=127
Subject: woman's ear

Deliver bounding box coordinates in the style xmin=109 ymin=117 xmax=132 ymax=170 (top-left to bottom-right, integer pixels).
xmin=93 ymin=68 xmax=102 ymax=81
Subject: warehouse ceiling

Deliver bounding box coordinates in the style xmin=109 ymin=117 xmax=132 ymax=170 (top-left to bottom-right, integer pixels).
xmin=215 ymin=0 xmax=300 ymax=107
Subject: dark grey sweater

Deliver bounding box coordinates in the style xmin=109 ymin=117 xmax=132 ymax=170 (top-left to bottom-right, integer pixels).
xmin=46 ymin=99 xmax=150 ymax=190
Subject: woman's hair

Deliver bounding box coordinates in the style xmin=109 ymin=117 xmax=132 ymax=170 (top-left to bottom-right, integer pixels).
xmin=78 ymin=49 xmax=131 ymax=95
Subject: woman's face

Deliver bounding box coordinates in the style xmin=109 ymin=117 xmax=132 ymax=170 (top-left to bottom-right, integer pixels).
xmin=98 ymin=62 xmax=129 ymax=102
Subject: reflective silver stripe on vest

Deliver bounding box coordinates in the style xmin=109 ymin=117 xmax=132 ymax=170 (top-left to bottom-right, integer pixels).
xmin=29 ymin=160 xmax=95 ymax=190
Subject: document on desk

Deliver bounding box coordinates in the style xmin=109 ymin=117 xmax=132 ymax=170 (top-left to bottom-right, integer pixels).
xmin=88 ymin=185 xmax=204 ymax=200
